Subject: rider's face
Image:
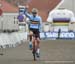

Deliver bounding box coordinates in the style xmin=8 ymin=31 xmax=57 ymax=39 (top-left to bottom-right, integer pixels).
xmin=32 ymin=12 xmax=37 ymax=17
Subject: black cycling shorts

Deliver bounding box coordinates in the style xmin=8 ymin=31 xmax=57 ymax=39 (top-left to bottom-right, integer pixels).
xmin=29 ymin=28 xmax=40 ymax=38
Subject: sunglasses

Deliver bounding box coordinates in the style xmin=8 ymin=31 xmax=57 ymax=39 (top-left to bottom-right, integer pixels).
xmin=32 ymin=12 xmax=37 ymax=14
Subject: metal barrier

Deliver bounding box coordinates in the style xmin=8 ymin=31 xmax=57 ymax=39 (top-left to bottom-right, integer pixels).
xmin=0 ymin=32 xmax=28 ymax=48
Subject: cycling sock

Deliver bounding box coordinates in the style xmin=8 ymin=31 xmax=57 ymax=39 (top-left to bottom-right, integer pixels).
xmin=29 ymin=41 xmax=32 ymax=45
xmin=29 ymin=41 xmax=32 ymax=49
xmin=37 ymin=48 xmax=40 ymax=54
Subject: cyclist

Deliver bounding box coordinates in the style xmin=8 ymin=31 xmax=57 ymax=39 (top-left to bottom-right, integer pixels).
xmin=24 ymin=6 xmax=42 ymax=57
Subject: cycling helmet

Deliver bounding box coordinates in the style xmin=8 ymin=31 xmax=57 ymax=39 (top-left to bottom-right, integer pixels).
xmin=31 ymin=8 xmax=38 ymax=14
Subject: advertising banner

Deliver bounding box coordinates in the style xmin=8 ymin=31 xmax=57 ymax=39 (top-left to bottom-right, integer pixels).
xmin=40 ymin=32 xmax=75 ymax=40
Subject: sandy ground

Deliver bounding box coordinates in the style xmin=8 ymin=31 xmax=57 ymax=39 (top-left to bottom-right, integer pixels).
xmin=0 ymin=40 xmax=75 ymax=64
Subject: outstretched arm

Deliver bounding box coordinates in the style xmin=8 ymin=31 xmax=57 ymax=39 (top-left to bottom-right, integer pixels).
xmin=24 ymin=5 xmax=31 ymax=19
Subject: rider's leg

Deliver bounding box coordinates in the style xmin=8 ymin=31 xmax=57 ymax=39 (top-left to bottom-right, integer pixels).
xmin=29 ymin=35 xmax=32 ymax=49
xmin=36 ymin=37 xmax=40 ymax=54
xmin=35 ymin=37 xmax=40 ymax=58
xmin=33 ymin=30 xmax=40 ymax=57
xmin=32 ymin=36 xmax=37 ymax=54
xmin=29 ymin=31 xmax=33 ymax=50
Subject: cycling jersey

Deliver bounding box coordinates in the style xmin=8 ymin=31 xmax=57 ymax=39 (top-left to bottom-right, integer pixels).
xmin=24 ymin=9 xmax=42 ymax=32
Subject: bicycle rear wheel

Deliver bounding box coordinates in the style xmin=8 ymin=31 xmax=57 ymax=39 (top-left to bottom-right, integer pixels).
xmin=32 ymin=39 xmax=37 ymax=61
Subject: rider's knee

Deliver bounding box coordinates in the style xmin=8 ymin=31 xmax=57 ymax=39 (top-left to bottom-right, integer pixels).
xmin=29 ymin=31 xmax=33 ymax=36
